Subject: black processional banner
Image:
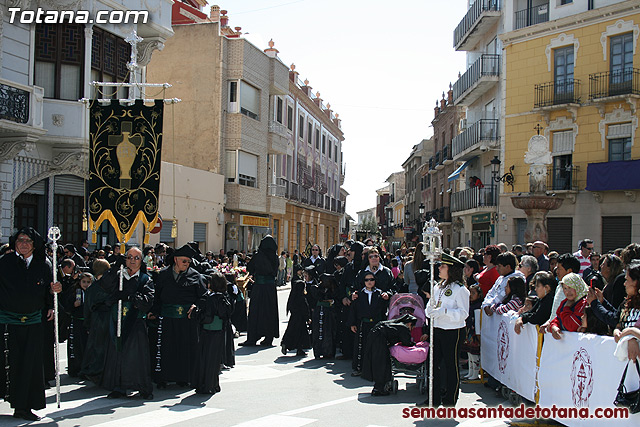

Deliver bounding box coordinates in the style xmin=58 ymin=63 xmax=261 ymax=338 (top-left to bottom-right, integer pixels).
xmin=89 ymin=99 xmax=163 ymax=246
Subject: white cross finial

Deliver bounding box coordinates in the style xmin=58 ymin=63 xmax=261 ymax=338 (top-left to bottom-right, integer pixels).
xmin=125 ymin=29 xmax=144 ymax=72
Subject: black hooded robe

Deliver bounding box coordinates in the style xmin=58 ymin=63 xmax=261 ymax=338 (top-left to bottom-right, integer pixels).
xmin=100 ymin=266 xmax=154 ymax=395
xmin=80 ymin=277 xmax=111 ymax=381
xmin=246 ymin=236 xmax=279 ymax=343
xmin=0 ymin=228 xmax=52 ymax=411
xmin=151 ymin=266 xmax=206 ymax=385
xmin=281 ymin=280 xmax=311 ymax=352
xmin=309 ymin=281 xmax=337 ymax=358
xmin=361 ymin=318 xmax=413 ymax=389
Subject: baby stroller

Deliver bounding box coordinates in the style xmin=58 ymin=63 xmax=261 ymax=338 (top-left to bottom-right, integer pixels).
xmin=387 ymin=293 xmax=429 ymax=394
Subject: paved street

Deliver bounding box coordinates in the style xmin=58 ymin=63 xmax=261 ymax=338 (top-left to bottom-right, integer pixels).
xmin=0 ymin=287 xmax=516 ymax=427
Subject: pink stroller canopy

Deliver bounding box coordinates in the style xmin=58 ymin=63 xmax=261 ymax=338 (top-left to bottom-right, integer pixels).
xmin=388 ymin=293 xmax=426 ymax=327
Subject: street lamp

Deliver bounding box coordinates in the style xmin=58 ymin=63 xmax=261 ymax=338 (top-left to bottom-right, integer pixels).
xmin=490 ymin=155 xmax=515 ymax=192
xmin=419 ymin=203 xmax=425 ymax=216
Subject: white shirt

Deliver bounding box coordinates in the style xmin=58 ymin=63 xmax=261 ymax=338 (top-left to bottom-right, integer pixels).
xmin=365 ymin=264 xmax=381 ymax=274
xmin=481 ymin=270 xmax=525 ymax=308
xmin=425 ymin=281 xmax=470 ymax=330
xmin=572 ymin=251 xmax=590 ymax=277
xmin=21 ymin=254 xmax=33 ymax=268
xmin=122 ymin=269 xmax=141 ymax=281
xmin=364 ymin=288 xmax=374 ymax=304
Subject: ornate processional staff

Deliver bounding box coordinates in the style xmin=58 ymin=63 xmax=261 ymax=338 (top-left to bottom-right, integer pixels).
xmin=47 ymin=227 xmax=62 ymax=408
xmin=422 ymin=218 xmax=443 ymax=409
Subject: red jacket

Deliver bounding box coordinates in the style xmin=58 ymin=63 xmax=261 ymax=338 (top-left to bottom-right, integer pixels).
xmin=549 ymin=297 xmax=587 ymax=332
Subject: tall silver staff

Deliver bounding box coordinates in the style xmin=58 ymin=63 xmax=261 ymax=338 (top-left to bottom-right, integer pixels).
xmin=117 ymin=249 xmax=124 ymax=338
xmin=422 ymin=218 xmax=442 ymax=408
xmin=47 ymin=227 xmax=62 ymax=408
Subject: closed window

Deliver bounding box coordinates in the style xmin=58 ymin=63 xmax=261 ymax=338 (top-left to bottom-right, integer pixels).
xmin=240 ymin=81 xmax=259 ymax=120
xmin=276 ymin=97 xmax=283 ymax=123
xmin=298 ymin=115 xmax=304 ymax=138
xmin=609 ymin=137 xmax=631 ymax=162
xmin=238 ymin=151 xmax=258 ymax=188
xmin=322 ymin=134 xmax=326 ymax=154
xmin=315 ymin=128 xmax=320 ymax=150
xmin=554 ymin=46 xmax=574 ymax=101
xmin=602 ymin=216 xmax=631 ymax=253
xmin=226 ymin=150 xmax=236 ymax=183
xmin=287 ymin=105 xmax=293 ymax=131
xmin=35 ymin=24 xmax=84 ymax=100
xmin=90 ymin=27 xmax=130 ymax=99
xmin=610 ymin=32 xmax=634 ymax=95
xmin=193 ymin=223 xmax=207 ymax=242
xmin=307 ymin=122 xmax=312 ymax=144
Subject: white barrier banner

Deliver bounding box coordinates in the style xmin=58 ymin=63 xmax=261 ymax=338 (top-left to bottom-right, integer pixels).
xmin=538 ymin=332 xmax=640 ymax=426
xmin=481 ymin=311 xmax=538 ymax=402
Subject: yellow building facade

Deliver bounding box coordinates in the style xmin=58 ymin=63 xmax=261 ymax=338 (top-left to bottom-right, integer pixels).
xmin=499 ymin=2 xmax=640 ymax=253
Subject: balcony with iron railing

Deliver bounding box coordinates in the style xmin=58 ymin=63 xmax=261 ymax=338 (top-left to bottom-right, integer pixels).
xmin=0 ymin=78 xmax=45 ymax=135
xmin=442 ymin=145 xmax=453 ymax=165
xmin=452 ymin=119 xmax=499 ymax=160
xmin=547 ymin=165 xmax=579 ymax=192
xmin=534 ymin=79 xmax=581 ymax=108
xmin=439 ymin=206 xmax=452 ymax=223
xmin=268 ymin=183 xmax=286 ymax=197
xmin=453 ymin=54 xmax=500 ymax=106
xmin=435 ymin=151 xmax=443 ymax=170
xmin=451 ymin=186 xmax=497 ymax=213
xmin=514 ymin=2 xmax=549 ymax=30
xmin=454 ymin=0 xmax=501 ymax=51
xmin=289 ymin=182 xmax=299 ymax=201
xmin=589 ymin=68 xmax=640 ymax=100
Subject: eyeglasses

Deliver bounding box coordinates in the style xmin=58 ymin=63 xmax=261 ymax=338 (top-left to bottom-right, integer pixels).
xmin=312 ymin=248 xmax=319 ymax=251
xmin=585 ymin=247 xmax=594 ymax=251
xmin=126 ymin=256 xmax=141 ymax=261
xmin=16 ymin=238 xmax=33 ymax=244
xmin=368 ymin=254 xmax=379 ymax=259
xmin=364 ymin=278 xmax=375 ymax=282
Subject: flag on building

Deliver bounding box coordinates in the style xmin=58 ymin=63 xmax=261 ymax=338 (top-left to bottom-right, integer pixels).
xmin=88 ymin=99 xmax=164 ymax=246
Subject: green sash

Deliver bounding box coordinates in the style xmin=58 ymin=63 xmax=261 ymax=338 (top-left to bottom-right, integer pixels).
xmin=161 ymin=304 xmax=191 ymax=319
xmin=203 ymin=315 xmax=223 ymax=331
xmin=0 ymin=309 xmax=41 ymax=325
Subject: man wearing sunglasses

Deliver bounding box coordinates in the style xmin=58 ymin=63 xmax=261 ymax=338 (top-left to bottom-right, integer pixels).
xmin=355 ymin=247 xmax=396 ymax=297
xmin=302 ymin=244 xmax=326 ymax=275
xmin=573 ymin=239 xmax=595 ymax=278
xmin=149 ymin=244 xmax=207 ymax=389
xmin=99 ymin=247 xmax=155 ymax=400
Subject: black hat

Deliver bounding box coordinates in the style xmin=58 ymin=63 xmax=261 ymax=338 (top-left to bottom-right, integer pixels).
xmin=396 ymin=313 xmax=418 ymax=326
xmin=174 ymin=244 xmax=198 ymax=259
xmin=304 ymin=265 xmax=318 ymax=277
xmin=440 ymin=252 xmax=464 ymax=267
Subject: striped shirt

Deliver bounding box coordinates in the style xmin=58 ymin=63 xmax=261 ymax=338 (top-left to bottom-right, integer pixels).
xmin=572 ymin=251 xmax=591 ymax=277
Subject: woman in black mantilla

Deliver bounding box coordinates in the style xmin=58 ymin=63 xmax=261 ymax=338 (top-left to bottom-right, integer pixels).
xmin=241 ymin=235 xmax=279 ymax=347
xmin=0 ymin=227 xmax=61 ymax=421
xmin=310 ymin=273 xmax=338 ymax=359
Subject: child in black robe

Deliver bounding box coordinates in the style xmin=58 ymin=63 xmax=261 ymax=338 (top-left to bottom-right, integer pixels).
xmin=61 ymin=272 xmax=92 ymax=377
xmin=309 ymin=274 xmax=338 ymax=359
xmin=281 ymin=279 xmax=311 ymax=356
xmin=348 ymin=271 xmax=389 ymax=376
xmin=192 ymin=271 xmax=233 ymax=394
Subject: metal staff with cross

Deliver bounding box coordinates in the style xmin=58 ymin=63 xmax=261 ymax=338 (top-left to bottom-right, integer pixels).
xmin=422 ymin=218 xmax=443 ymax=408
xmin=47 ymin=226 xmax=62 ymax=408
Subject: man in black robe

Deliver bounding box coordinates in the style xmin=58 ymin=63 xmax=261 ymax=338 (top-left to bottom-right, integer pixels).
xmin=150 ymin=244 xmax=206 ymax=388
xmin=361 ymin=314 xmax=417 ymax=396
xmin=241 ymin=235 xmax=279 ymax=347
xmin=302 ymin=244 xmax=326 ymax=275
xmin=100 ymin=247 xmax=154 ymax=399
xmin=0 ymin=227 xmax=61 ymax=421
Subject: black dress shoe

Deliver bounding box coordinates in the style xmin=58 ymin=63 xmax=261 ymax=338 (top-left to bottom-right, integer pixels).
xmin=296 ymin=349 xmax=307 ymax=357
xmin=139 ymin=391 xmax=154 ymax=400
xmin=259 ymin=339 xmax=273 ymax=347
xmin=281 ymin=343 xmax=288 ymax=355
xmin=107 ymin=390 xmax=127 ymax=399
xmin=13 ymin=409 xmax=41 ymax=421
xmin=371 ymin=389 xmax=390 ymax=396
xmin=239 ymin=341 xmax=257 ymax=347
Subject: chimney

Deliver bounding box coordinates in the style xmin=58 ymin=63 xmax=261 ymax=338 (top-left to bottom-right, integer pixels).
xmin=264 ymin=39 xmax=279 ymax=58
xmin=447 ymin=83 xmax=454 ymax=105
xmin=440 ymin=92 xmax=446 ymax=110
xmin=301 ymin=79 xmax=312 ymax=96
xmin=234 ymin=26 xmax=242 ymax=36
xmin=325 ymin=103 xmax=333 ymax=119
xmin=220 ymin=9 xmax=228 ymax=27
xmin=210 ymin=5 xmax=220 ymax=21
xmin=289 ymin=63 xmax=298 ymax=82
xmin=434 ymin=100 xmax=440 ymax=119
xmin=333 ymin=113 xmax=341 ymax=128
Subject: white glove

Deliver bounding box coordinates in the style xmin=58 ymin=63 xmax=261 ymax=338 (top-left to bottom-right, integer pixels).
xmin=426 ymin=305 xmax=444 ymax=319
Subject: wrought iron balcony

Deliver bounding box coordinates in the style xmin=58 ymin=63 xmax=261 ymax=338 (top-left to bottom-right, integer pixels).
xmin=589 ymin=68 xmax=640 ymax=100
xmin=0 ymin=82 xmax=30 ymax=124
xmin=442 ymin=145 xmax=453 ymax=164
xmin=451 ymin=187 xmax=497 ymax=213
xmin=454 ymin=0 xmax=501 ymax=51
xmin=534 ymin=79 xmax=581 ymax=108
xmin=439 ymin=206 xmax=452 ymax=223
xmin=453 ymin=54 xmax=500 ymax=105
xmin=514 ymin=3 xmax=549 ymax=30
xmin=289 ymin=182 xmax=299 ymax=201
xmin=452 ymin=119 xmax=499 ymax=159
xmin=547 ymin=165 xmax=579 ymax=192
xmin=300 ymin=188 xmax=309 ymax=204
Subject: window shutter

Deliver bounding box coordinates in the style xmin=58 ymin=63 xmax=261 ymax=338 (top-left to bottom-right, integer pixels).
xmin=552 ymin=130 xmax=573 ymax=155
xmin=607 ymin=123 xmax=632 ymax=139
xmin=601 ymin=216 xmax=631 ymax=253
xmin=238 ymin=151 xmax=258 ymax=179
xmin=54 ymin=175 xmax=85 ymax=196
xmin=193 ymin=223 xmax=207 ymax=242
xmin=159 ymin=223 xmax=174 ymax=244
xmin=226 ymin=150 xmax=236 ymax=182
xmin=547 ymin=217 xmax=573 ymax=254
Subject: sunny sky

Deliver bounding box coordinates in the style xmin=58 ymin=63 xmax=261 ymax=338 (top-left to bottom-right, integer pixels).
xmin=207 ymin=0 xmax=468 ymax=219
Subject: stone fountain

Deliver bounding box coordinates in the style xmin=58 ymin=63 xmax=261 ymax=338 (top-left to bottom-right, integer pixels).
xmin=510 ymin=132 xmax=563 ymax=242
